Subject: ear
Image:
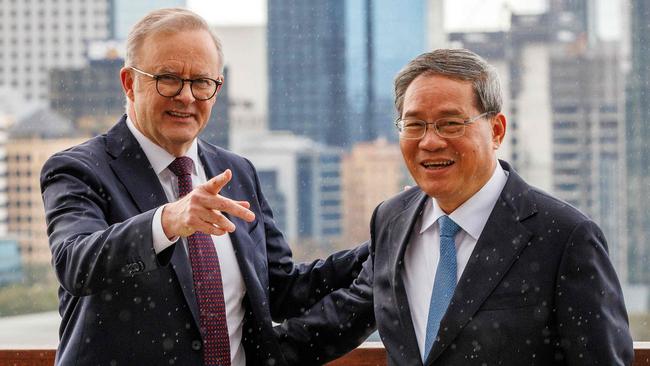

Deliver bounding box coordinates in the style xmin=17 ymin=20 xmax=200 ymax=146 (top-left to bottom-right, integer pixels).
xmin=491 ymin=113 xmax=507 ymax=149
xmin=120 ymin=67 xmax=135 ymax=102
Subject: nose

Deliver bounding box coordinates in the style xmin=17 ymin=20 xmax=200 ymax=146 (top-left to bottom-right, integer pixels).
xmin=173 ymin=81 xmax=196 ymax=104
xmin=418 ymin=126 xmax=448 ymax=151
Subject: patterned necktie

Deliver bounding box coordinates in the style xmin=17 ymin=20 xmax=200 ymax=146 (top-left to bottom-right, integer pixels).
xmin=423 ymin=215 xmax=461 ymax=360
xmin=168 ymin=157 xmax=231 ymax=366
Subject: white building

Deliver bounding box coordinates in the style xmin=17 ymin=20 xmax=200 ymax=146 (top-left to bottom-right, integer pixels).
xmin=0 ymin=0 xmax=111 ymax=105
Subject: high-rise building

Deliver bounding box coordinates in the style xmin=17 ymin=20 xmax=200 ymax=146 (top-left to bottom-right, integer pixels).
xmin=199 ymin=67 xmax=230 ymax=149
xmin=626 ymin=0 xmax=650 ymax=285
xmin=109 ymin=0 xmax=187 ymax=40
xmin=427 ymin=0 xmax=447 ymax=50
xmin=549 ymin=0 xmax=595 ymax=41
xmin=231 ymin=130 xmax=343 ymax=258
xmin=267 ymin=0 xmax=428 ymax=148
xmin=6 ymin=108 xmax=86 ymax=263
xmin=49 ymin=56 xmax=124 ymax=135
xmin=0 ymin=90 xmax=26 ymax=237
xmin=550 ymin=41 xmax=627 ymax=281
xmin=341 ymin=139 xmax=405 ymax=245
xmin=0 ymin=0 xmax=111 ymax=105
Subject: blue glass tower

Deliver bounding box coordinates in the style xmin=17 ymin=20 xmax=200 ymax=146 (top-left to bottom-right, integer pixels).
xmin=268 ymin=0 xmax=426 ymax=148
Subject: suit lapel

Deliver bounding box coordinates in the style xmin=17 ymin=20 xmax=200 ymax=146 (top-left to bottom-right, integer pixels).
xmin=198 ymin=142 xmax=268 ymax=312
xmin=386 ymin=190 xmax=429 ymax=365
xmin=426 ymin=164 xmax=536 ymax=364
xmin=106 ymin=117 xmax=167 ymax=213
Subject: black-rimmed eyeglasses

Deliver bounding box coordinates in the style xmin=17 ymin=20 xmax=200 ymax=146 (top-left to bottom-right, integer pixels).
xmin=130 ymin=67 xmax=223 ymax=101
xmin=395 ymin=111 xmax=495 ymax=139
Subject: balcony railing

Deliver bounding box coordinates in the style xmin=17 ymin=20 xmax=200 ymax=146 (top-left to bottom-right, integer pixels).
xmin=1 ymin=342 xmax=649 ymax=365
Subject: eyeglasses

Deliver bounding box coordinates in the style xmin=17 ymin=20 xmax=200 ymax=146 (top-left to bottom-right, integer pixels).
xmin=395 ymin=111 xmax=495 ymax=139
xmin=130 ymin=67 xmax=223 ymax=101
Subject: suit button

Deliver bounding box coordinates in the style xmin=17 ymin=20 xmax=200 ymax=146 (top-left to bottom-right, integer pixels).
xmin=191 ymin=340 xmax=202 ymax=351
xmin=137 ymin=261 xmax=145 ymax=271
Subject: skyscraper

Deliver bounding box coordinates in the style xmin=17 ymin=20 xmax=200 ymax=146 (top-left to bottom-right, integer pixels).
xmin=267 ymin=0 xmax=428 ymax=148
xmin=341 ymin=139 xmax=405 ymax=245
xmin=626 ymin=0 xmax=650 ymax=285
xmin=550 ymin=42 xmax=627 ymax=281
xmin=0 ymin=0 xmax=111 ymax=105
xmin=7 ymin=108 xmax=86 ymax=263
xmin=231 ymin=130 xmax=343 ymax=257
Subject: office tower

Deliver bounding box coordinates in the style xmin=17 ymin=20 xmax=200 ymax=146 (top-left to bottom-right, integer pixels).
xmin=0 ymin=0 xmax=111 ymax=105
xmin=49 ymin=54 xmax=124 ymax=135
xmin=550 ymin=42 xmax=627 ymax=281
xmin=549 ymin=0 xmax=595 ymax=36
xmin=6 ymin=108 xmax=86 ymax=263
xmin=427 ymin=0 xmax=447 ymax=50
xmin=0 ymin=93 xmax=25 ymax=237
xmin=267 ymin=0 xmax=427 ymax=148
xmin=199 ymin=67 xmax=230 ymax=149
xmin=231 ymin=130 xmax=343 ymax=257
xmin=626 ymin=0 xmax=650 ymax=285
xmin=341 ymin=139 xmax=405 ymax=245
xmin=109 ymin=0 xmax=186 ymax=40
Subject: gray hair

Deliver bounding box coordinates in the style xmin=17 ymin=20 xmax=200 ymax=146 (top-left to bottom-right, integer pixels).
xmin=394 ymin=49 xmax=502 ymax=116
xmin=124 ymin=8 xmax=224 ymax=72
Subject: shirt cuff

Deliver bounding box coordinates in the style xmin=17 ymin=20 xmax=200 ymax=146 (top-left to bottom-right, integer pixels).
xmin=152 ymin=205 xmax=178 ymax=254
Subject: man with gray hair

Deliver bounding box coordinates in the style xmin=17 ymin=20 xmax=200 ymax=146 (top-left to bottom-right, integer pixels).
xmin=279 ymin=48 xmax=633 ymax=365
xmin=40 ymin=8 xmax=367 ymax=366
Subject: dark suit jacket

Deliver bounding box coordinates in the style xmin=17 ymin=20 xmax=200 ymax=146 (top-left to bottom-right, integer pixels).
xmin=40 ymin=116 xmax=368 ymax=366
xmin=279 ymin=160 xmax=633 ymax=365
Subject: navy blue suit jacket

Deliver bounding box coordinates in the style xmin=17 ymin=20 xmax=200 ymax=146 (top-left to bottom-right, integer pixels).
xmin=279 ymin=160 xmax=633 ymax=365
xmin=40 ymin=116 xmax=368 ymax=365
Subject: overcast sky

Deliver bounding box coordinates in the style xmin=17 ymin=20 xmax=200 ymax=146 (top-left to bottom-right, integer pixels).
xmin=187 ymin=0 xmax=619 ymax=39
xmin=187 ymin=0 xmax=546 ymax=30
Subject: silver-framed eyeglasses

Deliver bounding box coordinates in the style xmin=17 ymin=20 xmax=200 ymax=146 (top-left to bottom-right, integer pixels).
xmin=395 ymin=111 xmax=495 ymax=139
xmin=130 ymin=66 xmax=223 ymax=101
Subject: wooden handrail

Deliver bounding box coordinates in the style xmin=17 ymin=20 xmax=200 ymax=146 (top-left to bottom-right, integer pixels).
xmin=1 ymin=342 xmax=648 ymax=365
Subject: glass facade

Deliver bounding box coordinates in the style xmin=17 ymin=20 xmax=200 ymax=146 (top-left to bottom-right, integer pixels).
xmin=626 ymin=0 xmax=650 ymax=285
xmin=268 ymin=0 xmax=426 ymax=147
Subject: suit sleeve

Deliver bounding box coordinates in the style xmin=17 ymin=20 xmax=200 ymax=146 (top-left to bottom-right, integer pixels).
xmin=41 ymin=152 xmax=163 ymax=297
xmin=272 ymin=205 xmax=382 ymax=365
xmin=242 ymin=158 xmax=371 ymax=320
xmin=555 ymin=220 xmax=633 ymax=365
xmin=275 ymin=243 xmax=376 ymax=365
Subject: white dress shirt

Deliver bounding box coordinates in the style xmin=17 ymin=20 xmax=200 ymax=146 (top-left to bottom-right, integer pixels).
xmin=401 ymin=162 xmax=508 ymax=359
xmin=126 ymin=117 xmax=246 ymax=366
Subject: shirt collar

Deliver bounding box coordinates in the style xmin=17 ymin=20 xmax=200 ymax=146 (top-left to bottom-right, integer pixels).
xmin=419 ymin=161 xmax=508 ymax=240
xmin=125 ymin=115 xmax=199 ymax=175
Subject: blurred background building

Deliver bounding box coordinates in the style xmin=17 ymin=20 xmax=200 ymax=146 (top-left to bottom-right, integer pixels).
xmin=267 ymin=0 xmax=439 ymax=148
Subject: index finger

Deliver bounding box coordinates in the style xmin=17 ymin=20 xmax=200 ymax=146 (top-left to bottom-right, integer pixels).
xmin=203 ymin=169 xmax=232 ymax=195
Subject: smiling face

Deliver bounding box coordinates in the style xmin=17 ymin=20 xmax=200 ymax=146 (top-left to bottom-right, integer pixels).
xmin=120 ymin=29 xmax=222 ymax=156
xmin=399 ymin=73 xmax=506 ymax=213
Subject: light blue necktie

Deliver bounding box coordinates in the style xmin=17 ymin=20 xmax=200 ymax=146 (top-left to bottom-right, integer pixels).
xmin=423 ymin=215 xmax=461 ymax=360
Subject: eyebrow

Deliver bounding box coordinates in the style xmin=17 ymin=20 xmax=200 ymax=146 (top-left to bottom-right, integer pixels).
xmin=402 ymin=108 xmax=467 ymax=119
xmin=155 ymin=68 xmax=214 ymax=79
